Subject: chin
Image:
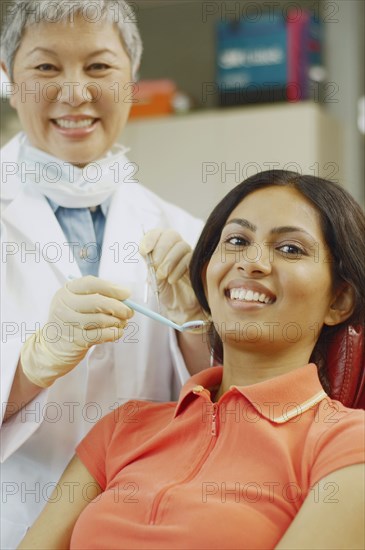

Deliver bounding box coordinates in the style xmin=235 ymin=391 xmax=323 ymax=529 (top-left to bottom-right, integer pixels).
xmin=55 ymin=149 xmax=98 ymax=166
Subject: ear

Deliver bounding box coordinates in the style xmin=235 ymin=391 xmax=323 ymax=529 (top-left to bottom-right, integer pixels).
xmin=1 ymin=61 xmax=9 ymax=77
xmin=1 ymin=62 xmax=16 ymax=109
xmin=324 ymin=284 xmax=356 ymax=326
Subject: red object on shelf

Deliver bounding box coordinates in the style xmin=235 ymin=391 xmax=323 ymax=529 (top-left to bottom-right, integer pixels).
xmin=129 ymin=79 xmax=177 ymax=119
xmin=286 ymin=10 xmax=310 ymax=102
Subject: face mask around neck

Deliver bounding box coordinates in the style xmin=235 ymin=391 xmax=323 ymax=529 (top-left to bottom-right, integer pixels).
xmin=17 ymin=133 xmax=132 ymax=208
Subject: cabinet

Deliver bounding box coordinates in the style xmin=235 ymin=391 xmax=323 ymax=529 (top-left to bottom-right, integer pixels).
xmin=122 ymin=101 xmax=343 ymax=219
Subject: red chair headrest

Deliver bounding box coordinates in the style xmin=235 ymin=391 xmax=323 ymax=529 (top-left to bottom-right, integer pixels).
xmin=327 ymin=324 xmax=365 ymax=409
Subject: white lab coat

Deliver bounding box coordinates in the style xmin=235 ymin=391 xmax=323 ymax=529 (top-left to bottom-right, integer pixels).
xmin=0 ymin=133 xmax=204 ymax=549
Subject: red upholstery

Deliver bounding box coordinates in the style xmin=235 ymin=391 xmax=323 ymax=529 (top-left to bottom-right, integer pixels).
xmin=327 ymin=325 xmax=365 ymax=409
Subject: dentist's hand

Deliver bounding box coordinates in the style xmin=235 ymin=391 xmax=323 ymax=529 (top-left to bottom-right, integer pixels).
xmin=139 ymin=229 xmax=207 ymax=328
xmin=20 ymin=276 xmax=133 ymax=388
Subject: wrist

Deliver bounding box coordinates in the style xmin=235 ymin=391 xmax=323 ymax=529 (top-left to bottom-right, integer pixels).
xmin=20 ymin=332 xmax=83 ymax=388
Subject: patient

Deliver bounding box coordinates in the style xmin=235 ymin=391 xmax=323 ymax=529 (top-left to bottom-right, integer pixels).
xmin=18 ymin=170 xmax=365 ymax=550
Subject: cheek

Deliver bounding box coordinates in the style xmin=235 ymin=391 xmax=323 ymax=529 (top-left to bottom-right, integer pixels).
xmin=39 ymin=83 xmax=59 ymax=104
xmin=101 ymin=92 xmax=131 ymax=124
xmin=8 ymin=83 xmax=24 ymax=110
xmin=13 ymin=86 xmax=47 ymax=111
xmin=101 ymin=77 xmax=133 ymax=108
xmin=281 ymin=263 xmax=333 ymax=306
xmin=205 ymin=256 xmax=230 ymax=301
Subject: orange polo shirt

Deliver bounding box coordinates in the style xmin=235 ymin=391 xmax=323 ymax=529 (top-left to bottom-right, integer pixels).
xmin=72 ymin=364 xmax=365 ymax=550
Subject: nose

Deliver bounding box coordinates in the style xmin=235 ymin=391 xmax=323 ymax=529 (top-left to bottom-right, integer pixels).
xmin=55 ymin=74 xmax=97 ymax=107
xmin=236 ymin=243 xmax=272 ymax=276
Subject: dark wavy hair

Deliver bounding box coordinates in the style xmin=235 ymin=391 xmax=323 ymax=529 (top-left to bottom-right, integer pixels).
xmin=190 ymin=170 xmax=365 ymax=392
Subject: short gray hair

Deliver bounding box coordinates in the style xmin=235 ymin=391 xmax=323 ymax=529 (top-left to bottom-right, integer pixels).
xmin=1 ymin=0 xmax=143 ymax=80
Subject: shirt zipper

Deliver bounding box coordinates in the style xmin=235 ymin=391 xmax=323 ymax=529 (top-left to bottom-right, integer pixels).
xmin=211 ymin=402 xmax=218 ymax=436
xmin=149 ymin=400 xmax=219 ymax=525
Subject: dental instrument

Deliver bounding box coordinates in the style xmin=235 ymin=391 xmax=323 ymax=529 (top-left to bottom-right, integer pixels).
xmin=123 ymin=299 xmax=206 ymax=333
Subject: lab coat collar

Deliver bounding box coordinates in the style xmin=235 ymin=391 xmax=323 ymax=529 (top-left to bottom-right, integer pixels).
xmin=174 ymin=364 xmax=327 ymax=424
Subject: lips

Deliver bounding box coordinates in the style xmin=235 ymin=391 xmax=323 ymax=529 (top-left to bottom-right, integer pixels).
xmin=225 ymin=280 xmax=276 ymax=304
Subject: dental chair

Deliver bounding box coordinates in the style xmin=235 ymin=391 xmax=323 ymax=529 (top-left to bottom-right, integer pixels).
xmin=328 ymin=324 xmax=365 ymax=409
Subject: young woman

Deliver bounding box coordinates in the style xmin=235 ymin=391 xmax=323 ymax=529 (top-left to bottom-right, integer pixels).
xmin=18 ymin=170 xmax=365 ymax=549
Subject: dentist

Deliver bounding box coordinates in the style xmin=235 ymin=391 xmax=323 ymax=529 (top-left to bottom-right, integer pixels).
xmin=0 ymin=1 xmax=206 ymax=547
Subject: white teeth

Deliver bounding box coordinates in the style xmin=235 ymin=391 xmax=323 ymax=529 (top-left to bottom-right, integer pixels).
xmin=55 ymin=118 xmax=95 ymax=129
xmin=229 ymin=288 xmax=273 ymax=304
xmin=231 ymin=288 xmax=246 ymax=300
xmin=245 ymin=290 xmax=254 ymax=301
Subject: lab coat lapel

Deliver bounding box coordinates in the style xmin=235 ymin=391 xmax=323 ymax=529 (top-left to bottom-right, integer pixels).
xmin=1 ymin=185 xmax=81 ymax=280
xmin=99 ymin=183 xmax=162 ymax=289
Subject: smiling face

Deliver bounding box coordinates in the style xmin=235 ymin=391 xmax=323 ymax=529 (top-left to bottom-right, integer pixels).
xmin=204 ymin=186 xmax=343 ymax=360
xmin=7 ymin=16 xmax=132 ymax=165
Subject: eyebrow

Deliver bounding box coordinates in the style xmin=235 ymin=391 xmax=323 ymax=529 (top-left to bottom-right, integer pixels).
xmin=27 ymin=47 xmax=117 ymax=58
xmin=27 ymin=47 xmax=57 ymax=57
xmin=225 ymin=218 xmax=315 ymax=239
xmin=87 ymin=49 xmax=118 ymax=58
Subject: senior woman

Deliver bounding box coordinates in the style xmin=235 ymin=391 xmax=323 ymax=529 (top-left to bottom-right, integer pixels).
xmin=17 ymin=170 xmax=365 ymax=549
xmin=0 ymin=1 xmax=206 ymax=547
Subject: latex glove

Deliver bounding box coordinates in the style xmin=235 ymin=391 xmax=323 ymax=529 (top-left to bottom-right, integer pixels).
xmin=139 ymin=229 xmax=207 ymax=328
xmin=21 ymin=276 xmax=133 ymax=388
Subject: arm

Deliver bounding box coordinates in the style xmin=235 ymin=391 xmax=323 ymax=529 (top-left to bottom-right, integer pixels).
xmin=4 ymin=276 xmax=132 ymax=421
xmin=3 ymin=359 xmax=42 ymax=422
xmin=177 ymin=331 xmax=211 ymax=376
xmin=17 ymin=455 xmax=101 ymax=549
xmin=139 ymin=229 xmax=210 ymax=377
xmin=275 ymin=464 xmax=365 ymax=550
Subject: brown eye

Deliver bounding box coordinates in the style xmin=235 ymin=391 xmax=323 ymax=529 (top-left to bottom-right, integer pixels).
xmin=278 ymin=244 xmax=305 ymax=256
xmin=36 ymin=64 xmax=57 ymax=71
xmin=88 ymin=63 xmax=109 ymax=70
xmin=225 ymin=236 xmax=249 ymax=247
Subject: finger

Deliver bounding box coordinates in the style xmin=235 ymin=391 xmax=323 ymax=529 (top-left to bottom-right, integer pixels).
xmin=140 ymin=229 xmax=185 ymax=267
xmin=152 ymin=229 xmax=190 ymax=269
xmin=156 ymin=241 xmax=191 ymax=280
xmin=167 ymin=250 xmax=193 ymax=284
xmin=53 ymin=308 xmax=131 ymax=331
xmin=59 ymin=287 xmax=134 ymax=319
xmin=99 ymin=326 xmax=126 ymax=343
xmin=66 ymin=275 xmax=131 ymax=301
xmin=70 ymin=324 xmax=126 ymax=348
xmin=82 ymin=322 xmax=128 ymax=344
xmin=139 ymin=228 xmax=164 ymax=256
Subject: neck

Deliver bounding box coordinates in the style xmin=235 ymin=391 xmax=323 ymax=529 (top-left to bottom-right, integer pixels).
xmin=215 ymin=343 xmax=313 ymax=401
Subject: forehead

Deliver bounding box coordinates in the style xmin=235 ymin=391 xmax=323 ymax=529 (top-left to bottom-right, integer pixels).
xmin=227 ymin=186 xmax=323 ymax=235
xmin=18 ymin=15 xmax=125 ymax=54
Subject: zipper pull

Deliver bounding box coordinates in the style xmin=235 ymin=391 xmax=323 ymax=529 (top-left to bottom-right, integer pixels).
xmin=211 ymin=403 xmax=218 ymax=436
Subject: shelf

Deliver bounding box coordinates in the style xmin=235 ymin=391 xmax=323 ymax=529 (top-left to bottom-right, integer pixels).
xmin=123 ymin=101 xmax=343 ymax=219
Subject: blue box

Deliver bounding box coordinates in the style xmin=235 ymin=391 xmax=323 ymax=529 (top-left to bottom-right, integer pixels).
xmin=216 ymin=14 xmax=288 ymax=104
xmin=216 ymin=11 xmax=325 ymax=106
